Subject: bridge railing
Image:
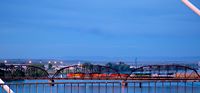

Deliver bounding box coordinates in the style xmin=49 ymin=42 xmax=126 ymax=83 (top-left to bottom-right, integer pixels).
xmin=1 ymin=80 xmax=200 ymax=93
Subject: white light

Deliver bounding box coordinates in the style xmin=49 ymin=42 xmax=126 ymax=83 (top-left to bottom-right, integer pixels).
xmin=48 ymin=61 xmax=51 ymax=63
xmin=4 ymin=60 xmax=7 ymax=63
xmin=60 ymin=61 xmax=63 ymax=64
xmin=54 ymin=61 xmax=57 ymax=64
xmin=29 ymin=61 xmax=32 ymax=64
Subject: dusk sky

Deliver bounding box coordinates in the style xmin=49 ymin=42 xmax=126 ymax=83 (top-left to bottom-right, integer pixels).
xmin=0 ymin=0 xmax=200 ymax=60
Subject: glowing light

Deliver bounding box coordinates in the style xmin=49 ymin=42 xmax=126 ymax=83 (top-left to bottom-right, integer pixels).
xmin=60 ymin=61 xmax=63 ymax=64
xmin=4 ymin=60 xmax=7 ymax=63
xmin=29 ymin=61 xmax=32 ymax=64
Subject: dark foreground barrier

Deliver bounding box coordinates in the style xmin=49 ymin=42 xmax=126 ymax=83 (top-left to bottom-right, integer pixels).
xmin=1 ymin=80 xmax=200 ymax=93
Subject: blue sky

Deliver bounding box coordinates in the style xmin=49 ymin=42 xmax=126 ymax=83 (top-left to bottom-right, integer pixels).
xmin=0 ymin=0 xmax=200 ymax=60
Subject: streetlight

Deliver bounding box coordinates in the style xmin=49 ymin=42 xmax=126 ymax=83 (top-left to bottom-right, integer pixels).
xmin=29 ymin=61 xmax=32 ymax=64
xmin=48 ymin=61 xmax=51 ymax=64
xmin=60 ymin=61 xmax=63 ymax=64
xmin=4 ymin=60 xmax=7 ymax=64
xmin=54 ymin=61 xmax=57 ymax=64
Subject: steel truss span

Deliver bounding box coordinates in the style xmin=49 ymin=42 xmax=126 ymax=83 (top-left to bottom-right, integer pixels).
xmin=0 ymin=64 xmax=200 ymax=80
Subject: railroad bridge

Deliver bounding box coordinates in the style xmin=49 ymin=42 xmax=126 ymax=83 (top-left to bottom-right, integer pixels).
xmin=1 ymin=64 xmax=200 ymax=93
xmin=0 ymin=64 xmax=199 ymax=80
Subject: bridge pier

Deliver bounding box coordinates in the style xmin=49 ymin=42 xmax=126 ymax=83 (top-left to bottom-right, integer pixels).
xmin=48 ymin=79 xmax=54 ymax=86
xmin=139 ymin=82 xmax=142 ymax=88
xmin=121 ymin=80 xmax=128 ymax=87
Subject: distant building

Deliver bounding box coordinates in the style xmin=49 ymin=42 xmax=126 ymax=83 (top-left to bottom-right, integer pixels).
xmin=117 ymin=62 xmax=125 ymax=65
xmin=198 ymin=61 xmax=200 ymax=70
xmin=129 ymin=65 xmax=135 ymax=69
xmin=198 ymin=61 xmax=200 ymax=67
xmin=44 ymin=64 xmax=49 ymax=70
